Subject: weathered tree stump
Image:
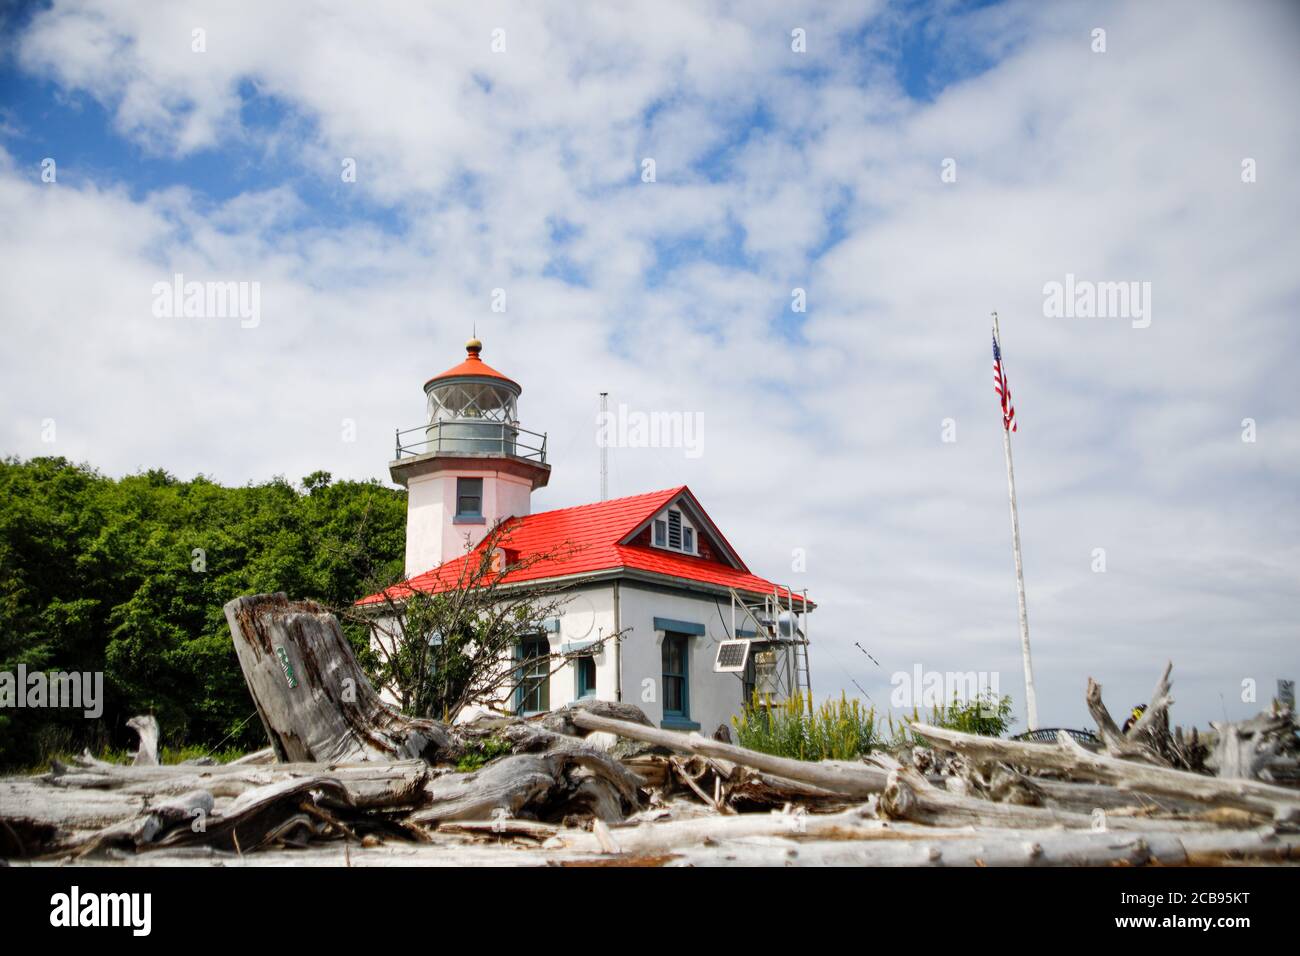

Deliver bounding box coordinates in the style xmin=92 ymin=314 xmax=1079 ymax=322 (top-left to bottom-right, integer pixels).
xmin=224 ymin=593 xmax=455 ymax=764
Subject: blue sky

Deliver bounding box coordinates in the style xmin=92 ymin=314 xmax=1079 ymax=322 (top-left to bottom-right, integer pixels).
xmin=0 ymin=2 xmax=1007 ymax=262
xmin=1 ymin=0 xmax=1297 ymax=728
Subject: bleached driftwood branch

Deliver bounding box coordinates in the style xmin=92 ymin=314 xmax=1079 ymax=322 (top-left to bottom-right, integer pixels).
xmin=877 ymin=765 xmax=1220 ymax=832
xmin=126 ymin=715 xmax=160 ymax=766
xmin=570 ymin=711 xmax=889 ymax=799
xmin=664 ymin=827 xmax=1300 ymax=867
xmin=909 ymin=722 xmax=1300 ymax=822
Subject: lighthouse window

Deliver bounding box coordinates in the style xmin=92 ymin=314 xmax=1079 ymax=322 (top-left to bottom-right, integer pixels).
xmin=653 ymin=519 xmax=666 ymax=547
xmin=456 ymin=477 xmax=483 ymax=518
xmin=683 ymin=527 xmax=694 ymax=552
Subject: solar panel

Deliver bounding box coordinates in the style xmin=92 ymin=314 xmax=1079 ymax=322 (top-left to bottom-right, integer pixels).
xmin=713 ymin=639 xmax=751 ymax=673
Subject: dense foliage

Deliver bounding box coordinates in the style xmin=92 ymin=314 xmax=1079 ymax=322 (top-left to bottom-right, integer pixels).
xmin=0 ymin=456 xmax=406 ymax=769
xmin=926 ymin=691 xmax=1017 ymax=738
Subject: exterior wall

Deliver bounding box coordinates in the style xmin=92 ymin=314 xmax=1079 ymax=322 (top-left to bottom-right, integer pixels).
xmin=509 ymin=581 xmax=747 ymax=734
xmin=613 ymin=583 xmax=744 ymax=736
xmin=370 ymin=579 xmax=794 ymax=740
xmin=404 ymin=467 xmax=533 ymax=577
xmin=534 ymin=586 xmax=619 ymax=714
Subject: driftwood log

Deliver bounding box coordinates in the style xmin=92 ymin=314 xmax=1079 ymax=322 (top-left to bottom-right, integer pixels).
xmin=909 ymin=722 xmax=1300 ymax=823
xmin=877 ymin=764 xmax=1220 ymax=832
xmin=126 ymin=715 xmax=160 ymax=766
xmin=5 ymin=593 xmax=1296 ymax=867
xmin=570 ymin=711 xmax=890 ymax=799
xmin=663 ymin=827 xmax=1300 ymax=867
xmin=1207 ymin=711 xmax=1299 ymax=783
xmin=0 ymin=742 xmax=643 ymax=859
xmin=225 ymin=593 xmax=456 ymax=764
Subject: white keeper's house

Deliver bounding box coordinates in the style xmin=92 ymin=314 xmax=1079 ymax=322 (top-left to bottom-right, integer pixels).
xmin=359 ymin=338 xmax=813 ymax=734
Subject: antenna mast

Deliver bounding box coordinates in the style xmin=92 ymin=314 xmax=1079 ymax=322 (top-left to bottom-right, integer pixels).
xmin=599 ymin=391 xmax=609 ymax=501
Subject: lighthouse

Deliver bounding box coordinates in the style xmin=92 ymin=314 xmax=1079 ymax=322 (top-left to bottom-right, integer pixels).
xmin=390 ymin=338 xmax=550 ymax=577
xmin=369 ymin=338 xmax=813 ymax=732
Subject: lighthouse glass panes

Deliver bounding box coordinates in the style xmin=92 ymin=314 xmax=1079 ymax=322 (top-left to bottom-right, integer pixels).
xmin=426 ymin=382 xmax=517 ymax=424
xmin=425 ymin=379 xmax=520 ymax=456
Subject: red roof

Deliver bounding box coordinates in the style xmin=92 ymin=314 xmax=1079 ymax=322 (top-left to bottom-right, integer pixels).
xmin=357 ymin=486 xmax=810 ymax=608
xmin=423 ymin=342 xmax=520 ymax=391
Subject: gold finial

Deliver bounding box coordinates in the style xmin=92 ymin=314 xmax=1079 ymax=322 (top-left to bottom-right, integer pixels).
xmin=466 ymin=336 xmax=482 ymax=354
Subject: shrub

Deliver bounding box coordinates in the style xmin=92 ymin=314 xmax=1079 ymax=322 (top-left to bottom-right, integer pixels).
xmin=883 ymin=691 xmax=1017 ymax=747
xmin=456 ymin=736 xmax=513 ymax=772
xmin=732 ymin=692 xmax=880 ymax=761
xmin=931 ymin=691 xmax=1016 ymax=737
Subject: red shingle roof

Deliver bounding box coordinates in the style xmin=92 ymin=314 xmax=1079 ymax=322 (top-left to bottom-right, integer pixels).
xmin=356 ymin=485 xmax=810 ymax=607
xmin=423 ymin=344 xmax=520 ymax=391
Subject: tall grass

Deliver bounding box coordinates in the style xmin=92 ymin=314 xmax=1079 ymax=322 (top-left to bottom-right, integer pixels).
xmin=732 ymin=692 xmax=880 ymax=761
xmin=16 ymin=741 xmax=247 ymax=776
xmin=732 ymin=690 xmax=1016 ymax=762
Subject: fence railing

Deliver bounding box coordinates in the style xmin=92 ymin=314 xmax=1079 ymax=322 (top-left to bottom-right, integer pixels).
xmin=394 ymin=420 xmax=548 ymax=462
xmin=1011 ymin=727 xmax=1101 ymax=748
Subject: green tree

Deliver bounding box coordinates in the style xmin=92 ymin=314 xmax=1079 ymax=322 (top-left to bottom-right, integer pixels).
xmin=0 ymin=456 xmax=406 ymax=769
xmin=349 ymin=520 xmax=617 ymax=721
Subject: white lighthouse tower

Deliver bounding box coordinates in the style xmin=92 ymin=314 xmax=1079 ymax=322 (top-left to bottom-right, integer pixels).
xmin=390 ymin=338 xmax=550 ymax=578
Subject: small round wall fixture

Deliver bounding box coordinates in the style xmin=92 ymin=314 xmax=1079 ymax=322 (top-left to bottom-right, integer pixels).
xmin=563 ymin=593 xmax=595 ymax=639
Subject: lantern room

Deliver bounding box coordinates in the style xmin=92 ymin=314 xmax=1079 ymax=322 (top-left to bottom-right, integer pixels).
xmin=423 ymin=338 xmax=522 ymax=455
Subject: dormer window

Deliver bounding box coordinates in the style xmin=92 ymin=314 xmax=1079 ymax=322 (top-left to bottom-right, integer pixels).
xmin=653 ymin=507 xmax=696 ymax=555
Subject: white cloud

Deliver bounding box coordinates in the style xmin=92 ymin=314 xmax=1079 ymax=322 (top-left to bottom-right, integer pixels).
xmin=1 ymin=0 xmax=1297 ymax=728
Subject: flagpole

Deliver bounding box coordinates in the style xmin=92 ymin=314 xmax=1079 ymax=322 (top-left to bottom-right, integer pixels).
xmin=993 ymin=312 xmax=1038 ymax=731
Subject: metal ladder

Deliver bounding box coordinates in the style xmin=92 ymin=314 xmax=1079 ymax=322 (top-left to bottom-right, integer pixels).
xmin=793 ymin=631 xmax=812 ymax=699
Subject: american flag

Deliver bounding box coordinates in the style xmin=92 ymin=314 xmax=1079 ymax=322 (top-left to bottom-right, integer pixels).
xmin=992 ymin=331 xmax=1017 ymax=432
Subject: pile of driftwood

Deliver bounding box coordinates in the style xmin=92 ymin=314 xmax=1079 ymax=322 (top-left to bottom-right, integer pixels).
xmin=2 ymin=593 xmax=1297 ymax=866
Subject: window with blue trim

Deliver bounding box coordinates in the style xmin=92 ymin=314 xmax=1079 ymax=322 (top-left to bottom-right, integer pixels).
xmin=576 ymin=655 xmax=596 ymax=699
xmin=456 ymin=477 xmax=483 ymax=518
xmin=662 ymin=634 xmax=689 ymax=720
xmin=515 ymin=636 xmax=549 ymax=714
